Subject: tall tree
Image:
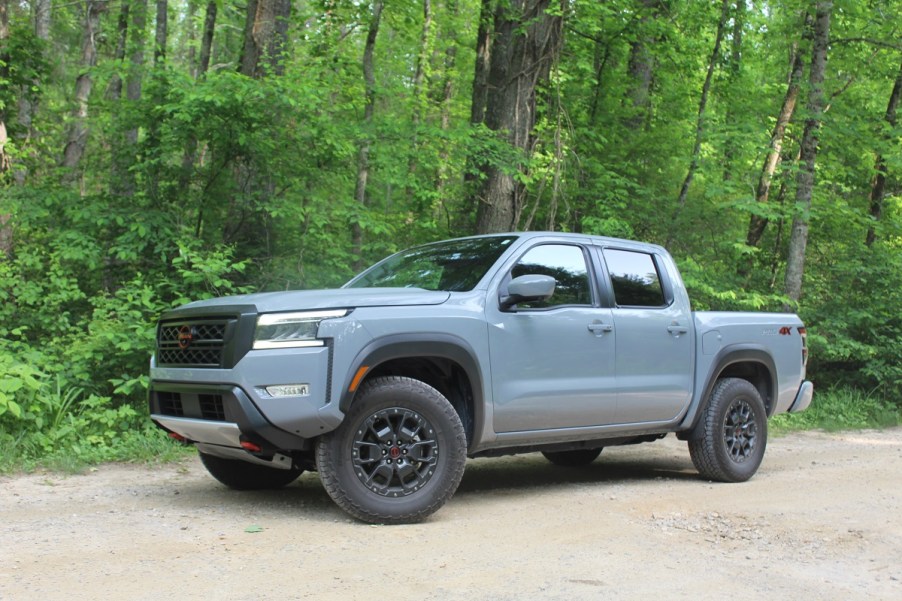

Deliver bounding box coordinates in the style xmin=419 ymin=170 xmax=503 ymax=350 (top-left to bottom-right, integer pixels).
xmin=126 ymin=0 xmax=148 ymax=147
xmin=239 ymin=0 xmax=291 ymax=77
xmin=721 ymin=0 xmax=745 ymax=181
xmin=624 ymin=0 xmax=659 ymax=131
xmin=154 ymin=0 xmax=168 ymax=65
xmin=672 ymin=0 xmax=731 ymax=231
xmin=198 ymin=1 xmax=217 ymax=77
xmin=106 ymin=2 xmax=131 ymax=101
xmin=473 ymin=0 xmax=564 ymax=234
xmin=784 ymin=1 xmax=832 ymax=308
xmin=0 ymin=0 xmax=9 ymax=176
xmin=12 ymin=0 xmax=51 ymax=184
xmin=745 ymin=26 xmax=808 ymax=250
xmin=352 ymin=0 xmax=384 ymax=269
xmin=179 ymin=1 xmax=217 ymax=190
xmin=61 ymin=0 xmax=108 ymax=179
xmin=470 ymin=0 xmax=493 ymax=126
xmin=865 ymin=56 xmax=902 ymax=247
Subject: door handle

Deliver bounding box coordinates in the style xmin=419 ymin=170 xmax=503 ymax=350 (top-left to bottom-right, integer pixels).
xmin=587 ymin=322 xmax=614 ymax=336
xmin=667 ymin=324 xmax=689 ymax=336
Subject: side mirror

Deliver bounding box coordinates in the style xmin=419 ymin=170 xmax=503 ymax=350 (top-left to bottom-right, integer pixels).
xmin=500 ymin=274 xmax=556 ymax=310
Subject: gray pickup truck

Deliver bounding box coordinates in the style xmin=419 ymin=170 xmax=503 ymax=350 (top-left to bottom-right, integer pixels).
xmin=149 ymin=232 xmax=812 ymax=523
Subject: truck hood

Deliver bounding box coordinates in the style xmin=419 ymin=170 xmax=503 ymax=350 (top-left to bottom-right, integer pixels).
xmin=176 ymin=287 xmax=451 ymax=314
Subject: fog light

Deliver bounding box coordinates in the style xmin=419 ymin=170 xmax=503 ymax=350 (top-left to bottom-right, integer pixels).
xmin=265 ymin=384 xmax=310 ymax=397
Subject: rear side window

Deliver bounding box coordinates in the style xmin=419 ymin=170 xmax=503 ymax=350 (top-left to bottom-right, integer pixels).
xmin=603 ymin=249 xmax=665 ymax=307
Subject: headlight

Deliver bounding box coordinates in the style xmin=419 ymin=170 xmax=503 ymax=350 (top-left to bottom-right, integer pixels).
xmin=253 ymin=310 xmax=348 ymax=350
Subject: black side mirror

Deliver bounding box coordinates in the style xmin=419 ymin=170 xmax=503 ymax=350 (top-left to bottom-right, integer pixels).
xmin=500 ymin=274 xmax=556 ymax=310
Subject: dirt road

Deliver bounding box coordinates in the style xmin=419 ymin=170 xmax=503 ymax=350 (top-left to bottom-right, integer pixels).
xmin=2 ymin=428 xmax=900 ymax=601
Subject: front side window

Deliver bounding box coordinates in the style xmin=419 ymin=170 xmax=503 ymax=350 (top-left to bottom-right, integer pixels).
xmin=603 ymin=249 xmax=665 ymax=307
xmin=509 ymin=244 xmax=592 ymax=309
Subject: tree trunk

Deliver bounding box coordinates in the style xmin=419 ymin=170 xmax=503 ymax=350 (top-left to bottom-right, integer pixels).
xmin=179 ymin=1 xmax=217 ymax=191
xmin=672 ymin=0 xmax=730 ymax=234
xmin=624 ymin=0 xmax=658 ymax=131
xmin=12 ymin=0 xmax=51 ymax=184
xmin=239 ymin=0 xmax=259 ymax=75
xmin=0 ymin=0 xmax=8 ymax=257
xmin=154 ymin=0 xmax=167 ymax=65
xmin=106 ymin=2 xmax=131 ymax=101
xmin=126 ymin=0 xmax=148 ymax=147
xmin=470 ymin=0 xmax=494 ymax=126
xmin=865 ymin=56 xmax=902 ymax=247
xmin=352 ymin=0 xmax=383 ymax=270
xmin=0 ymin=0 xmax=10 ymax=176
xmin=198 ymin=1 xmax=217 ymax=77
xmin=745 ymin=36 xmax=806 ymax=249
xmin=240 ymin=0 xmax=291 ymax=77
xmin=406 ymin=0 xmax=433 ymax=204
xmin=435 ymin=0 xmax=459 ymax=208
xmin=473 ymin=0 xmax=564 ymax=234
xmin=61 ymin=1 xmax=108 ymax=177
xmin=783 ymin=1 xmax=832 ymax=309
xmin=722 ymin=0 xmax=745 ymax=181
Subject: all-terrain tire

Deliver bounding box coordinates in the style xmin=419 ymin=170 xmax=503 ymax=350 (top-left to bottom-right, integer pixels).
xmin=541 ymin=448 xmax=603 ymax=467
xmin=316 ymin=376 xmax=467 ymax=524
xmin=199 ymin=451 xmax=303 ymax=490
xmin=688 ymin=377 xmax=768 ymax=483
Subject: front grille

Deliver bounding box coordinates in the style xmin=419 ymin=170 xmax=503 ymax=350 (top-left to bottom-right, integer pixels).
xmin=155 ymin=391 xmax=226 ymax=421
xmin=157 ymin=319 xmax=229 ymax=367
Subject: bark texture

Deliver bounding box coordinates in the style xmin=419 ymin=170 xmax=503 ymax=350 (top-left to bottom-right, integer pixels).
xmin=240 ymin=0 xmax=292 ymax=77
xmin=784 ymin=1 xmax=832 ymax=308
xmin=106 ymin=2 xmax=131 ymax=101
xmin=198 ymin=1 xmax=217 ymax=77
xmin=61 ymin=1 xmax=108 ymax=176
xmin=865 ymin=57 xmax=902 ymax=247
xmin=0 ymin=0 xmax=9 ymax=176
xmin=745 ymin=32 xmax=807 ymax=249
xmin=352 ymin=1 xmax=383 ymax=269
xmin=673 ymin=0 xmax=730 ymax=219
xmin=624 ymin=0 xmax=659 ymax=131
xmin=470 ymin=0 xmax=494 ymax=126
xmin=474 ymin=0 xmax=564 ymax=234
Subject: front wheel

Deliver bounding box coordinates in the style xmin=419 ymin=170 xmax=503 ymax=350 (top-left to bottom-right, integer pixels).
xmin=199 ymin=451 xmax=303 ymax=490
xmin=688 ymin=377 xmax=768 ymax=483
xmin=316 ymin=376 xmax=467 ymax=524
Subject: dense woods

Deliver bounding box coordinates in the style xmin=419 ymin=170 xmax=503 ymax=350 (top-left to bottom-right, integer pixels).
xmin=1 ymin=0 xmax=901 ymax=457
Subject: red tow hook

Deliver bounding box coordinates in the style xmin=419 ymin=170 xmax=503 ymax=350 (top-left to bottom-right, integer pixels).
xmin=240 ymin=441 xmax=263 ymax=453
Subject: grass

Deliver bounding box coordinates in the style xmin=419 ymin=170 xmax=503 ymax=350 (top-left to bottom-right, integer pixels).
xmin=0 ymin=427 xmax=194 ymax=475
xmin=771 ymin=387 xmax=902 ymax=434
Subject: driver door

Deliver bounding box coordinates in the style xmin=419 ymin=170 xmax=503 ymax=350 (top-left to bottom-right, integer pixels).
xmin=486 ymin=243 xmax=618 ymax=432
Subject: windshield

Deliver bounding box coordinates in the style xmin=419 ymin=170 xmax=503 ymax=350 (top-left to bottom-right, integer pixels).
xmin=346 ymin=236 xmax=518 ymax=291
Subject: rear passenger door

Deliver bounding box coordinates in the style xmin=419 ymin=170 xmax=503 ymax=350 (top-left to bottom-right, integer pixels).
xmin=599 ymin=248 xmax=694 ymax=424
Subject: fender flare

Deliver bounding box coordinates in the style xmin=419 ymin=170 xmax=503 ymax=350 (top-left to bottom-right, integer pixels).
xmin=680 ymin=344 xmax=778 ymax=439
xmin=337 ymin=333 xmax=486 ymax=437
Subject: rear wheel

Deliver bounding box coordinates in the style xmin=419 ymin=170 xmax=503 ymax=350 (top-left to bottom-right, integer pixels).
xmin=316 ymin=376 xmax=467 ymax=524
xmin=688 ymin=377 xmax=767 ymax=482
xmin=541 ymin=448 xmax=603 ymax=467
xmin=199 ymin=451 xmax=303 ymax=490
